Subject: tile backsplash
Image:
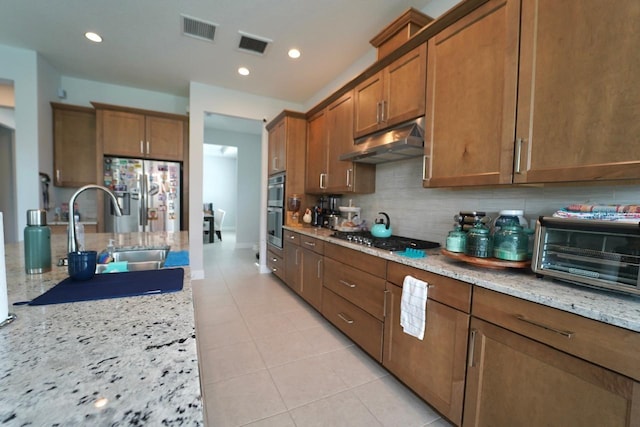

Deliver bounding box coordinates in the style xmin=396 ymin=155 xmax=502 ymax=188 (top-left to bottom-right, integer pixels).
xmin=346 ymin=157 xmax=639 ymax=245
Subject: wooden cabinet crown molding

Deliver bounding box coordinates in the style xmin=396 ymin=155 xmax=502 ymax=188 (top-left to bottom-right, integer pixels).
xmin=305 ymin=0 xmax=490 ymax=118
xmin=266 ymin=110 xmax=306 ymax=131
xmin=90 ymin=102 xmax=188 ymax=122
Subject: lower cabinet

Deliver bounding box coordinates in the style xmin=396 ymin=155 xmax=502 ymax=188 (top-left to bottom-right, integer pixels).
xmin=266 ymin=244 xmax=285 ymax=281
xmin=464 ymin=287 xmax=640 ymax=427
xmin=322 ymin=243 xmax=386 ymax=362
xmin=282 ymin=230 xmax=323 ymax=310
xmin=384 ymin=262 xmax=471 ymax=426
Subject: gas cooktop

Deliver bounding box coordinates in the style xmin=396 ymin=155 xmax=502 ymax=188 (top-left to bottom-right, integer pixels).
xmin=330 ymin=230 xmax=440 ymax=252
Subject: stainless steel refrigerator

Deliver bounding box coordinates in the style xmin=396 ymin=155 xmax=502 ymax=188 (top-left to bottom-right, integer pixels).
xmin=103 ymin=156 xmax=181 ymax=233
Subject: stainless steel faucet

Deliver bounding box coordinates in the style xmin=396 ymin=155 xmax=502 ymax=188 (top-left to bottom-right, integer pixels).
xmin=68 ymin=184 xmax=123 ymax=253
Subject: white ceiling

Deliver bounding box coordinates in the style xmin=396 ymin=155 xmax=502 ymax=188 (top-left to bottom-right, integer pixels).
xmin=0 ymin=0 xmax=444 ymax=105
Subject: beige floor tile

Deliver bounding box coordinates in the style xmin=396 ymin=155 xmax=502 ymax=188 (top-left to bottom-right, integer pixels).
xmin=289 ymin=390 xmax=383 ymax=427
xmin=243 ymin=311 xmax=298 ymax=339
xmin=203 ymin=370 xmax=287 ymax=427
xmin=426 ymin=418 xmax=455 ymax=427
xmin=198 ymin=340 xmax=266 ymax=385
xmin=301 ymin=322 xmax=354 ymax=354
xmin=254 ymin=330 xmax=319 ymax=367
xmin=283 ymin=307 xmax=325 ymax=331
xmin=241 ymin=412 xmax=296 ymax=427
xmin=352 ymin=376 xmax=442 ymax=427
xmin=195 ymin=302 xmax=244 ymax=327
xmin=196 ymin=318 xmax=252 ymax=351
xmin=319 ymin=346 xmax=389 ymax=388
xmin=269 ymin=354 xmax=349 ymax=410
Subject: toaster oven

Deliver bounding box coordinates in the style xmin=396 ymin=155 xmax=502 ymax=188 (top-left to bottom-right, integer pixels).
xmin=532 ymin=217 xmax=640 ymax=296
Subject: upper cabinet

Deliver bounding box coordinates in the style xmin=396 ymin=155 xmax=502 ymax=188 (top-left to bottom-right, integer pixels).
xmin=51 ymin=103 xmax=97 ymax=187
xmin=354 ymin=43 xmax=427 ymax=138
xmin=306 ymin=91 xmax=375 ymax=194
xmin=266 ymin=111 xmax=306 ymax=187
xmin=423 ymin=0 xmax=640 ymax=188
xmin=423 ymin=0 xmax=519 ymax=187
xmin=93 ymin=102 xmax=186 ymax=162
xmin=514 ymin=0 xmax=640 ymax=183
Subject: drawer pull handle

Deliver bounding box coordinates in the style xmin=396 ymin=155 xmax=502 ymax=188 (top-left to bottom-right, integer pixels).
xmin=304 ymin=241 xmax=316 ymax=247
xmin=515 ymin=315 xmax=574 ymax=338
xmin=337 ymin=312 xmax=354 ymax=324
xmin=271 ymin=257 xmax=277 ymax=262
xmin=467 ymin=329 xmax=477 ymax=368
xmin=339 ymin=280 xmax=356 ymax=288
xmin=289 ymin=235 xmax=296 ymax=240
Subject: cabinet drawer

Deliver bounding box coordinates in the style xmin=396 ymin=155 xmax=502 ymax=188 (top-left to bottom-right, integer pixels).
xmin=283 ymin=230 xmax=300 ymax=245
xmin=300 ymin=235 xmax=324 ymax=255
xmin=325 ymin=243 xmax=386 ymax=278
xmin=322 ymin=289 xmax=383 ymax=362
xmin=267 ymin=249 xmax=285 ymax=280
xmin=387 ymin=262 xmax=472 ymax=313
xmin=324 ymin=257 xmax=386 ymax=320
xmin=473 ymin=287 xmax=640 ymax=381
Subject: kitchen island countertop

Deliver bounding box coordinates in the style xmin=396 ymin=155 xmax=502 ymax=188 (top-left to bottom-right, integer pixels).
xmin=285 ymin=226 xmax=640 ymax=333
xmin=0 ymin=232 xmax=202 ymax=426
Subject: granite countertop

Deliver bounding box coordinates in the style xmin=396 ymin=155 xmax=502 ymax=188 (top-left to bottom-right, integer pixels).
xmin=286 ymin=226 xmax=640 ymax=333
xmin=0 ymin=232 xmax=202 ymax=426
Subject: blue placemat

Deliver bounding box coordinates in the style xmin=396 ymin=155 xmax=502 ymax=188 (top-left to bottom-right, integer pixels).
xmin=25 ymin=268 xmax=184 ymax=306
xmin=164 ymin=250 xmax=189 ymax=267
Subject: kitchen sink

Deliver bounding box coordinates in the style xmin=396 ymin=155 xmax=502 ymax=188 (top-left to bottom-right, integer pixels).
xmin=96 ymin=246 xmax=170 ymax=273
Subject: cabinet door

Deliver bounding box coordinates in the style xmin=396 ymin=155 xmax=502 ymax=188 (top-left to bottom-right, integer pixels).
xmin=354 ymin=71 xmax=384 ymax=138
xmin=145 ymin=115 xmax=184 ymax=161
xmin=325 ymin=91 xmax=354 ymax=193
xmin=383 ymin=282 xmax=469 ymax=426
xmin=305 ymin=110 xmax=327 ymax=193
xmin=101 ymin=109 xmax=146 ymax=157
xmin=284 ymin=241 xmax=301 ymax=294
xmin=385 ymin=43 xmax=427 ymax=127
xmin=464 ymin=317 xmax=639 ymax=427
xmin=268 ymin=118 xmax=285 ymax=175
xmin=52 ymin=104 xmax=96 ymax=187
xmin=514 ymin=0 xmax=640 ymax=183
xmin=424 ymin=0 xmax=520 ymax=187
xmin=301 ymin=249 xmax=323 ymax=310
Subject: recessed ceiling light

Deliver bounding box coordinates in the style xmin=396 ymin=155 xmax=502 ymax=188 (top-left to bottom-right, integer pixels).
xmin=288 ymin=48 xmax=301 ymax=59
xmin=238 ymin=67 xmax=250 ymax=76
xmin=85 ymin=32 xmax=103 ymax=43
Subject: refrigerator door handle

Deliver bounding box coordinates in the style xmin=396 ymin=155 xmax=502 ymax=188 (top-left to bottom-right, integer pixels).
xmin=140 ymin=173 xmax=148 ymax=229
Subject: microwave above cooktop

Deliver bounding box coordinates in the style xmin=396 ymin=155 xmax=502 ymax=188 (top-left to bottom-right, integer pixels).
xmin=532 ymin=216 xmax=640 ymax=297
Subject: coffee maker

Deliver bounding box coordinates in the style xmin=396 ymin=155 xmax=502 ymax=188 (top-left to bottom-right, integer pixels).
xmin=311 ymin=195 xmax=342 ymax=228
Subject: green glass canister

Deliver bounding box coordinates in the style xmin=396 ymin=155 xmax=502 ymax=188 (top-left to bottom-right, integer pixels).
xmin=24 ymin=209 xmax=52 ymax=274
xmin=493 ymin=224 xmax=529 ymax=261
xmin=465 ymin=221 xmax=493 ymax=258
xmin=446 ymin=224 xmax=467 ymax=253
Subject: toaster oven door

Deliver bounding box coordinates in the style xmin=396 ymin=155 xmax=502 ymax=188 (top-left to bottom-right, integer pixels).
xmin=532 ymin=217 xmax=640 ymax=296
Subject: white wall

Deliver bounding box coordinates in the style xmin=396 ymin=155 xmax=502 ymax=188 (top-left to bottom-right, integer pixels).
xmin=203 ymin=154 xmax=237 ymax=228
xmin=188 ymin=82 xmax=303 ymax=279
xmin=0 ymin=44 xmax=55 ymax=237
xmin=0 ymin=125 xmax=17 ymax=242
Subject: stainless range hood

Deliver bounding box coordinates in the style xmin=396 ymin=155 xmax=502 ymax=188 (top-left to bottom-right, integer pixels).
xmin=340 ymin=117 xmax=425 ymax=165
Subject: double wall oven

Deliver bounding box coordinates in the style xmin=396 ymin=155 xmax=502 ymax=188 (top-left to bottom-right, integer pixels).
xmin=267 ymin=173 xmax=285 ymax=248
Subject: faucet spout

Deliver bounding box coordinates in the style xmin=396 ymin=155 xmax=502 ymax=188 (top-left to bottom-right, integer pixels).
xmin=68 ymin=184 xmax=123 ymax=254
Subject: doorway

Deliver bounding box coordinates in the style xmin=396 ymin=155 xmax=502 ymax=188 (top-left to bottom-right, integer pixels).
xmin=202 ymin=112 xmax=262 ymax=253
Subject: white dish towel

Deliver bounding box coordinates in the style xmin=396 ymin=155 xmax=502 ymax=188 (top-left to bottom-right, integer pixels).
xmin=400 ymin=275 xmax=428 ymax=340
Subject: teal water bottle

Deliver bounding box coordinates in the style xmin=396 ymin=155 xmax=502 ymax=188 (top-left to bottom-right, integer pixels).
xmin=24 ymin=209 xmax=52 ymax=274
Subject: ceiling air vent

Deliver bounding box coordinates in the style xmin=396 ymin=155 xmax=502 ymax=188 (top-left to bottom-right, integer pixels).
xmin=181 ymin=14 xmax=217 ymax=42
xmin=237 ymin=31 xmax=271 ymax=55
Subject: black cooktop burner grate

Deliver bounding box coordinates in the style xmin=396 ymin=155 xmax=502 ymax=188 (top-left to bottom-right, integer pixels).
xmin=330 ymin=231 xmax=440 ymax=252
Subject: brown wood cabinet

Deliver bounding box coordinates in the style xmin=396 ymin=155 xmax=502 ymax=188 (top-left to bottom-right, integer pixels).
xmin=424 ymin=0 xmax=640 ymax=188
xmin=322 ymin=243 xmax=386 ymax=361
xmin=267 ymin=111 xmax=306 ymax=177
xmin=51 ymin=103 xmax=96 ymax=187
xmin=93 ymin=103 xmax=186 ymax=161
xmin=464 ymin=287 xmax=640 ymax=427
xmin=384 ymin=262 xmax=471 ymax=426
xmin=266 ymin=244 xmax=285 ymax=281
xmin=423 ymin=0 xmax=519 ymax=187
xmin=50 ymin=223 xmax=97 ymax=235
xmin=354 ymin=43 xmax=427 ymax=138
xmin=513 ymin=0 xmax=640 ymax=183
xmin=306 ymin=93 xmax=375 ymax=194
xmin=282 ymin=230 xmax=323 ymax=310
